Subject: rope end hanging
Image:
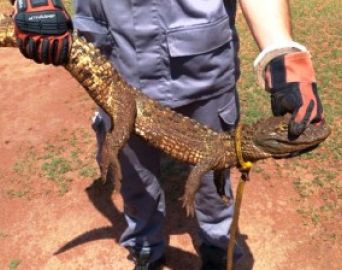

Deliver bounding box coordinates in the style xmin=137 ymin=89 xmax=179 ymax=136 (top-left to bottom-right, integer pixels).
xmin=226 ymin=122 xmax=254 ymax=270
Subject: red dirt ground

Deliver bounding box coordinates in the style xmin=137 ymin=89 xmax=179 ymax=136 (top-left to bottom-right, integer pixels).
xmin=0 ymin=43 xmax=341 ymax=270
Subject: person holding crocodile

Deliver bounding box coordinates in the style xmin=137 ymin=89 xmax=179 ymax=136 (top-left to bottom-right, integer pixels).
xmin=11 ymin=0 xmax=324 ymax=269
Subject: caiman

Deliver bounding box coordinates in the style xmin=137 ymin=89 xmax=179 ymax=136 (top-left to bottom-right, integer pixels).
xmin=0 ymin=14 xmax=331 ymax=216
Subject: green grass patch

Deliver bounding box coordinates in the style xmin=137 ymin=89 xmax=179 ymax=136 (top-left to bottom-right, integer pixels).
xmin=0 ymin=231 xmax=8 ymax=239
xmin=12 ymin=149 xmax=38 ymax=177
xmin=6 ymin=189 xmax=30 ymax=198
xmin=42 ymin=156 xmax=72 ymax=180
xmin=8 ymin=259 xmax=21 ymax=270
xmin=292 ymin=166 xmax=340 ymax=232
xmin=10 ymin=127 xmax=97 ymax=196
xmin=41 ymin=156 xmax=72 ymax=195
xmin=79 ymin=166 xmax=97 ymax=178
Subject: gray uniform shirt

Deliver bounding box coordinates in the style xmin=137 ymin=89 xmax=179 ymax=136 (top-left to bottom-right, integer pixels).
xmin=74 ymin=0 xmax=240 ymax=108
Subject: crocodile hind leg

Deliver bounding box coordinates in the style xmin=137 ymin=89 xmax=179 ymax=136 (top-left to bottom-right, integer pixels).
xmin=181 ymin=159 xmax=219 ymax=217
xmin=214 ymin=169 xmax=230 ymax=204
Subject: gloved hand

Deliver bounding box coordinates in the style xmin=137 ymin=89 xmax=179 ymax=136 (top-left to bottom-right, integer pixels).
xmin=13 ymin=0 xmax=72 ymax=65
xmin=265 ymin=51 xmax=324 ymax=137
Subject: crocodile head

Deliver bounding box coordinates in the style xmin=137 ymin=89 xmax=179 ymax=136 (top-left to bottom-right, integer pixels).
xmin=251 ymin=114 xmax=331 ymax=158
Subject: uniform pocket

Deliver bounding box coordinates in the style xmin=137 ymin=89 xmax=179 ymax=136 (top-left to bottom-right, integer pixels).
xmin=166 ymin=17 xmax=232 ymax=57
xmin=165 ymin=17 xmax=236 ymax=101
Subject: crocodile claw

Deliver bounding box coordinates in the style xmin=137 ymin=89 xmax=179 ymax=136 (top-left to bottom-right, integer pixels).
xmin=221 ymin=195 xmax=231 ymax=204
xmin=180 ymin=195 xmax=195 ymax=217
xmin=99 ymin=158 xmax=122 ymax=192
xmin=99 ymin=160 xmax=110 ymax=184
xmin=98 ymin=131 xmax=123 ymax=191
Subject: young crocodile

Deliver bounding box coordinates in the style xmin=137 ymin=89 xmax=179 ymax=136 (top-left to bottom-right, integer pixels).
xmin=0 ymin=15 xmax=331 ymax=216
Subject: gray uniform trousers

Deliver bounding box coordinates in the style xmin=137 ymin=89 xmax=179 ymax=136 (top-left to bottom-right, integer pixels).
xmin=92 ymin=91 xmax=242 ymax=262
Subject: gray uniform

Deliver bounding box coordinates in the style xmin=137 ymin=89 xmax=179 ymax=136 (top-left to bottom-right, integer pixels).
xmin=74 ymin=0 xmax=242 ymax=263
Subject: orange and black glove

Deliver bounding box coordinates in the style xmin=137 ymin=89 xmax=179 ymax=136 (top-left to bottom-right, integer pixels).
xmin=13 ymin=0 xmax=72 ymax=65
xmin=265 ymin=52 xmax=324 ymax=138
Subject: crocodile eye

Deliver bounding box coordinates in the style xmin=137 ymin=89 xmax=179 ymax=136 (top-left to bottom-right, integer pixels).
xmin=275 ymin=123 xmax=287 ymax=132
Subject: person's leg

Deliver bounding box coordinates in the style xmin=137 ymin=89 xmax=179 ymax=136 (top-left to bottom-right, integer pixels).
xmin=92 ymin=109 xmax=166 ymax=266
xmin=119 ymin=135 xmax=166 ymax=263
xmin=176 ymin=90 xmax=244 ymax=269
xmin=75 ymin=1 xmax=165 ymax=267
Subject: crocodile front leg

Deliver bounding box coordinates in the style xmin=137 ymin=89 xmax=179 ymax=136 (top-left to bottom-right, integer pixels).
xmin=214 ymin=169 xmax=230 ymax=204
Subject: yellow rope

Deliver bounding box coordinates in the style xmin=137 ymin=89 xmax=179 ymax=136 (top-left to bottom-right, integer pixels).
xmin=226 ymin=123 xmax=253 ymax=270
xmin=234 ymin=123 xmax=253 ymax=172
xmin=227 ymin=178 xmax=246 ymax=270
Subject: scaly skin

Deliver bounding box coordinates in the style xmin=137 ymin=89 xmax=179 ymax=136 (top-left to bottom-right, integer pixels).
xmin=0 ymin=15 xmax=331 ymax=216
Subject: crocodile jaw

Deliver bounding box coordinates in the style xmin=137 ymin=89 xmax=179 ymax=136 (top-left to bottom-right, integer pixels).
xmin=253 ymin=115 xmax=331 ymax=157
